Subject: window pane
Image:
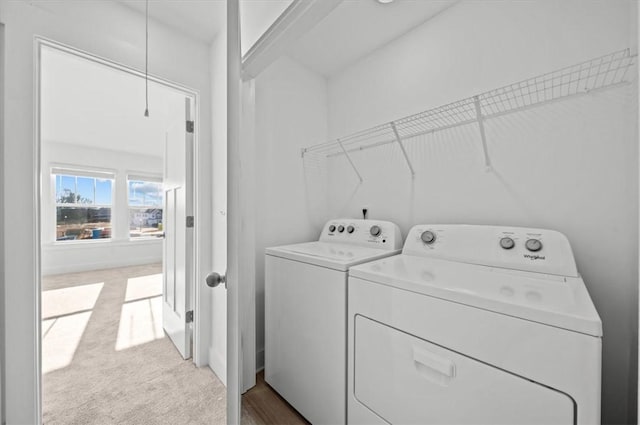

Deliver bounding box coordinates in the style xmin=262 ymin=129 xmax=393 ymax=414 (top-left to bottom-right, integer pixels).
xmin=145 ymin=183 xmax=163 ymax=207
xmin=95 ymin=179 xmax=113 ymax=205
xmin=56 ymin=175 xmax=77 ymax=204
xmin=128 ymin=180 xmax=163 ymax=207
xmin=76 ymin=177 xmax=94 ymax=204
xmin=55 ymin=175 xmax=62 ymax=199
xmin=56 ymin=207 xmax=112 ymax=241
xmin=129 ymin=208 xmax=164 ymax=239
xmin=128 ymin=180 xmax=142 ymax=206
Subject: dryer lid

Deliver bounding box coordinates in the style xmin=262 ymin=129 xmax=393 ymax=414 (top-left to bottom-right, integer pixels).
xmin=349 ymin=255 xmax=602 ymax=337
xmin=266 ymin=241 xmax=401 ymax=271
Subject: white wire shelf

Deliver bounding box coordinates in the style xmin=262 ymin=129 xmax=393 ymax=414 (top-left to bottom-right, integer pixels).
xmin=301 ymin=48 xmax=636 ymax=177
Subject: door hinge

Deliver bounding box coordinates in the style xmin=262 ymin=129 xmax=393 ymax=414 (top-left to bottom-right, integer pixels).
xmin=186 ymin=310 xmax=194 ymax=323
xmin=186 ymin=120 xmax=194 ymax=133
xmin=186 ymin=216 xmax=194 ymax=228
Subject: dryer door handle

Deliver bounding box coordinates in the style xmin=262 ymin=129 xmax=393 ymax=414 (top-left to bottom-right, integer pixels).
xmin=413 ymin=348 xmax=456 ymax=378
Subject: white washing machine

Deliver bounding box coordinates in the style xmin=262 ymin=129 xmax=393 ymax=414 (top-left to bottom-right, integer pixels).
xmin=348 ymin=224 xmax=602 ymax=425
xmin=265 ymin=219 xmax=403 ymax=425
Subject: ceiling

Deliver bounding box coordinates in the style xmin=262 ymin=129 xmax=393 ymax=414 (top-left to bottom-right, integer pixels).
xmin=117 ymin=0 xmax=293 ymax=54
xmin=41 ymin=46 xmax=187 ymax=158
xmin=288 ymin=0 xmax=457 ymax=76
xmin=114 ymin=0 xmax=455 ymax=77
xmin=41 ymin=1 xmax=458 ymax=156
xmin=117 ymin=0 xmax=226 ymax=44
xmin=41 ymin=1 xmax=294 ymax=158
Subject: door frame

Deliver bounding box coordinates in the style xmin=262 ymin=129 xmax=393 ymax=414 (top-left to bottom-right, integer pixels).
xmin=34 ymin=37 xmax=205 ymax=421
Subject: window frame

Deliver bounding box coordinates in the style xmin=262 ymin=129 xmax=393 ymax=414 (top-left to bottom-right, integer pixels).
xmin=126 ymin=174 xmax=164 ymax=241
xmin=52 ymin=167 xmax=115 ymax=243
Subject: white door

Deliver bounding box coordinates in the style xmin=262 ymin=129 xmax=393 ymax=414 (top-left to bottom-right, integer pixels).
xmin=163 ymin=98 xmax=194 ymax=360
xmin=206 ymin=2 xmax=243 ymax=420
xmin=226 ymin=0 xmax=242 ymax=421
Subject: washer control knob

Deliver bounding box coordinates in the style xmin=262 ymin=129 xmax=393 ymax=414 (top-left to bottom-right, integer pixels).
xmin=328 ymin=225 xmax=336 ymax=233
xmin=499 ymin=237 xmax=515 ymax=250
xmin=347 ymin=225 xmax=355 ymax=234
xmin=421 ymin=231 xmax=436 ymax=244
xmin=525 ymin=239 xmax=543 ymax=252
xmin=370 ymin=225 xmax=382 ymax=237
xmin=338 ymin=225 xmax=345 ymax=233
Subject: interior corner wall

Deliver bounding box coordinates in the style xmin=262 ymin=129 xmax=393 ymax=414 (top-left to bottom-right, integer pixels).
xmin=40 ymin=142 xmax=163 ymax=275
xmin=208 ymin=28 xmax=228 ymax=384
xmin=325 ymin=1 xmax=638 ymax=424
xmin=253 ymin=56 xmax=328 ymax=371
xmin=0 ymin=2 xmax=213 ymax=422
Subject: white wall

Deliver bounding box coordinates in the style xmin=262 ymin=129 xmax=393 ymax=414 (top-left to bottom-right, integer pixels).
xmin=324 ymin=1 xmax=638 ymax=424
xmin=253 ymin=56 xmax=329 ymax=370
xmin=209 ymin=28 xmax=228 ymax=384
xmin=0 ymin=21 xmax=5 ymax=425
xmin=0 ymin=2 xmax=213 ymax=422
xmin=40 ymin=142 xmax=163 ymax=275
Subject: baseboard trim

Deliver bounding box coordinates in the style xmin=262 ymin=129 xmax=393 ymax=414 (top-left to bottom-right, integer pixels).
xmin=42 ymin=255 xmax=162 ymax=276
xmin=208 ymin=347 xmax=227 ymax=386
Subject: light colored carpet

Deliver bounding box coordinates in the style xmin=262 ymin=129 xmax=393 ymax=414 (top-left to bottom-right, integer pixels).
xmin=42 ymin=264 xmax=226 ymax=425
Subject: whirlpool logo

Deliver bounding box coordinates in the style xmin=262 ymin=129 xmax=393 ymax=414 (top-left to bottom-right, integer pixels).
xmin=524 ymin=254 xmax=546 ymax=261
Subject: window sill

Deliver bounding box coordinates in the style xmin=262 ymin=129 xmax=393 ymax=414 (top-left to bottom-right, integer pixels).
xmin=52 ymin=238 xmax=112 ymax=247
xmin=44 ymin=238 xmax=162 ymax=249
xmin=129 ymin=236 xmax=165 ymax=242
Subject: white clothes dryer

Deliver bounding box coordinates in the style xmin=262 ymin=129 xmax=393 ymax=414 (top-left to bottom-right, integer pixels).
xmin=348 ymin=224 xmax=602 ymax=425
xmin=265 ymin=219 xmax=403 ymax=425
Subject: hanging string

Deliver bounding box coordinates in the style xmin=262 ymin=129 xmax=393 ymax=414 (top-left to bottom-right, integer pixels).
xmin=144 ymin=0 xmax=149 ymax=117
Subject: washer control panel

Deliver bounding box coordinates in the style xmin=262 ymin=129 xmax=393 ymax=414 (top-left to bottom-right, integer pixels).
xmin=320 ymin=219 xmax=403 ymax=250
xmin=403 ymin=224 xmax=578 ymax=277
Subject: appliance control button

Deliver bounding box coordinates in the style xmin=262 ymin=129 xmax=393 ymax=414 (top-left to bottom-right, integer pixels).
xmin=347 ymin=225 xmax=355 ymax=234
xmin=370 ymin=225 xmax=382 ymax=237
xmin=338 ymin=225 xmax=345 ymax=233
xmin=421 ymin=231 xmax=436 ymax=244
xmin=328 ymin=225 xmax=336 ymax=232
xmin=499 ymin=237 xmax=515 ymax=250
xmin=525 ymin=239 xmax=543 ymax=252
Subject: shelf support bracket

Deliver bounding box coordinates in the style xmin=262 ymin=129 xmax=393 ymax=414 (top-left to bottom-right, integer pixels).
xmin=390 ymin=122 xmax=415 ymax=177
xmin=337 ymin=138 xmax=363 ymax=183
xmin=473 ymin=96 xmax=492 ymax=171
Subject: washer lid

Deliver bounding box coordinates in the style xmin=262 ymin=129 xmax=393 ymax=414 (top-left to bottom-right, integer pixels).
xmin=349 ymin=255 xmax=602 ymax=337
xmin=266 ymin=241 xmax=401 ymax=271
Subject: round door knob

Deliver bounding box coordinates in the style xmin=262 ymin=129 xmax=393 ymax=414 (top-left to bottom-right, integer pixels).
xmin=329 ymin=225 xmax=336 ymax=232
xmin=525 ymin=239 xmax=543 ymax=252
xmin=370 ymin=225 xmax=381 ymax=237
xmin=347 ymin=225 xmax=355 ymax=234
xmin=206 ymin=272 xmax=226 ymax=288
xmin=421 ymin=231 xmax=436 ymax=244
xmin=499 ymin=237 xmax=515 ymax=250
xmin=338 ymin=225 xmax=345 ymax=233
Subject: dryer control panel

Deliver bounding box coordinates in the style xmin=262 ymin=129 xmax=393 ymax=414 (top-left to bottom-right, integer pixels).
xmin=320 ymin=219 xmax=403 ymax=250
xmin=403 ymin=224 xmax=578 ymax=277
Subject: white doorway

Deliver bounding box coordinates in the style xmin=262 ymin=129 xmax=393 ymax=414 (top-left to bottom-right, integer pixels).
xmin=37 ymin=39 xmax=225 ymax=422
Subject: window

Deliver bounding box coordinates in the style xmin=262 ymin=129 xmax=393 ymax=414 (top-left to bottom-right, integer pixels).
xmin=128 ymin=176 xmax=163 ymax=239
xmin=53 ymin=168 xmax=114 ymax=241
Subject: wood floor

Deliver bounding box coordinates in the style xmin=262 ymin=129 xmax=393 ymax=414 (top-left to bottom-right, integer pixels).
xmin=242 ymin=372 xmax=310 ymax=425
